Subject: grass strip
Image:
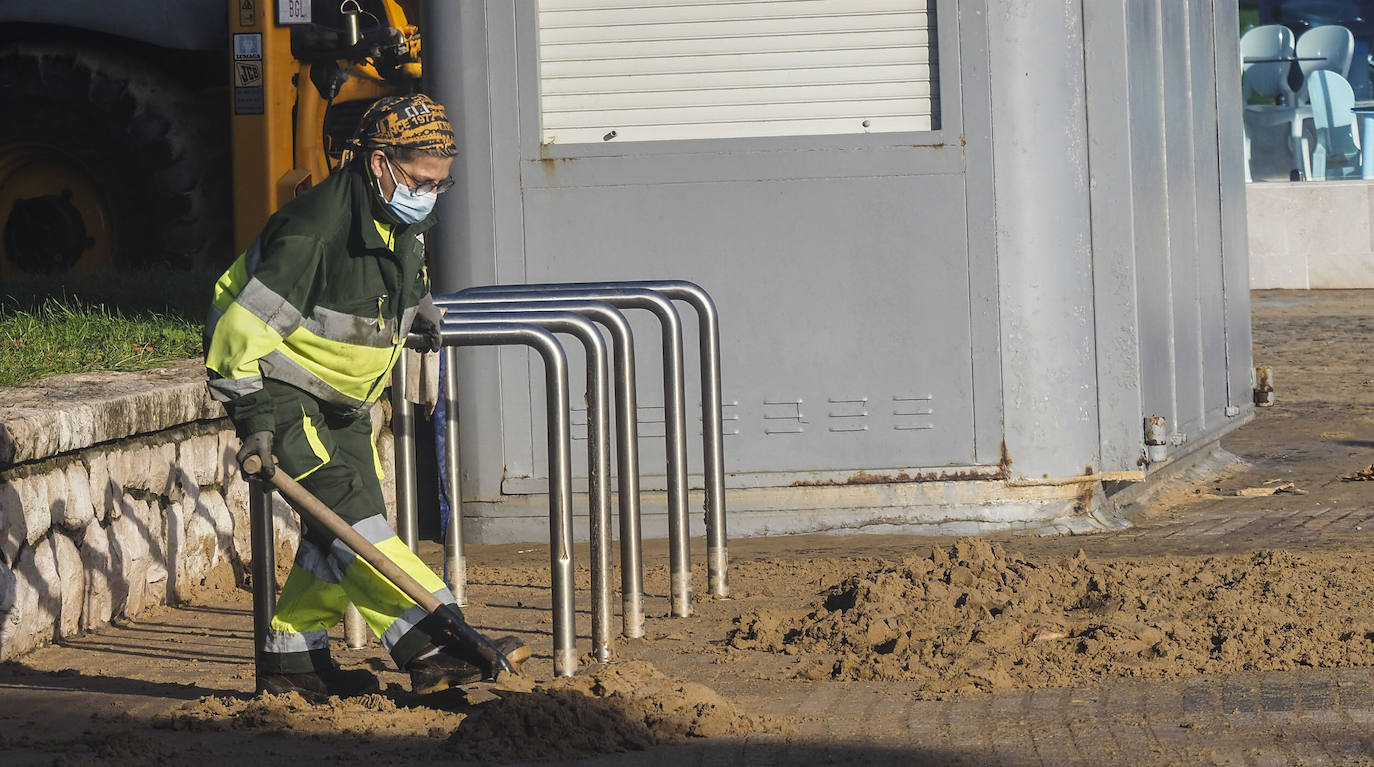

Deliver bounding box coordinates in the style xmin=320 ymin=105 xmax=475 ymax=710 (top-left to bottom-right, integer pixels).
xmin=0 ymin=268 xmax=213 ymax=387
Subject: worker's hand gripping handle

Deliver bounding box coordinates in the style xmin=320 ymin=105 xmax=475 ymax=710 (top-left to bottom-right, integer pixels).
xmin=428 ymin=603 xmax=516 ymax=678
xmin=241 ymin=454 xmax=268 ymax=476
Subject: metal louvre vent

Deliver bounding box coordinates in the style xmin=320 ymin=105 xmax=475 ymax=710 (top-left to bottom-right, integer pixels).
xmin=537 ymin=0 xmax=940 ymax=144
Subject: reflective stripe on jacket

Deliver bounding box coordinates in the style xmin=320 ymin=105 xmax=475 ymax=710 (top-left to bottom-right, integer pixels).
xmin=204 ymin=163 xmax=436 ymax=435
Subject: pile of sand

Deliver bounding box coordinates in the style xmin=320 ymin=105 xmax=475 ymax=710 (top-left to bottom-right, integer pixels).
xmin=450 ymin=661 xmax=789 ymax=762
xmin=158 ymin=660 xmax=787 ymax=762
xmin=156 ymin=689 xmax=458 ymax=740
xmin=728 ymin=539 xmax=1374 ymax=698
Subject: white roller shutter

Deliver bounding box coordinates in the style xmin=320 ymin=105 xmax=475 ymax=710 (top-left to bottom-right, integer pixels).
xmin=537 ymin=0 xmax=940 ymax=144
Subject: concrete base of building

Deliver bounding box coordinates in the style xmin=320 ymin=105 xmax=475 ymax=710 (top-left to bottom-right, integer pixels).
xmin=1248 ymin=179 xmax=1374 ymax=289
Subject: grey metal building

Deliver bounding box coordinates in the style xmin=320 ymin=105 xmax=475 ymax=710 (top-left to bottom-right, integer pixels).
xmin=422 ymin=0 xmax=1253 ymax=542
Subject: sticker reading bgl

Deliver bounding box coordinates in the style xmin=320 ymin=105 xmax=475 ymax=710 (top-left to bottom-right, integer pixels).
xmin=278 ymin=0 xmax=311 ymax=24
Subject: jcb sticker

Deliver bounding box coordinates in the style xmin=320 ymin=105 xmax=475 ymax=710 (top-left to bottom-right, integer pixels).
xmin=233 ymin=33 xmax=262 ymax=61
xmin=234 ymin=61 xmax=263 ymax=88
xmin=239 ymin=0 xmax=255 ymax=27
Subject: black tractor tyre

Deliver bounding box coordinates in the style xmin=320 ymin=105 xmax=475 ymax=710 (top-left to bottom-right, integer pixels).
xmin=0 ymin=43 xmax=229 ymax=274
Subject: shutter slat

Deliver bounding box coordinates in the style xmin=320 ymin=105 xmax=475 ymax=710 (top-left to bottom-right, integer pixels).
xmin=545 ymin=81 xmax=935 ymax=110
xmin=544 ymin=116 xmax=933 ymax=143
xmin=542 ymin=48 xmax=935 ymax=77
xmin=541 ymin=63 xmax=936 ymax=94
xmin=543 ymin=30 xmax=929 ymax=58
xmin=539 ymin=13 xmax=930 ymax=42
xmin=541 ymin=0 xmax=920 ymax=24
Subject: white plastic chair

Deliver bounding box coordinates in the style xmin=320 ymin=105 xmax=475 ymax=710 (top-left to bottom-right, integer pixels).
xmin=1240 ymin=25 xmax=1299 ymax=180
xmin=1241 ymin=24 xmax=1297 ymax=105
xmin=1295 ymin=25 xmax=1356 ymax=106
xmin=1305 ymin=69 xmax=1361 ymax=180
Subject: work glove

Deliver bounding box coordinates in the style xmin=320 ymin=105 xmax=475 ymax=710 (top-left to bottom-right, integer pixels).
xmin=236 ymin=430 xmax=275 ymax=480
xmin=410 ymin=295 xmax=444 ymax=353
xmin=425 ymin=602 xmax=516 ymax=679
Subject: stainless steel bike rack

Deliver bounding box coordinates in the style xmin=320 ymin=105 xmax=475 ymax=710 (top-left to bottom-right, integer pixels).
xmin=472 ymin=281 xmax=729 ymax=598
xmin=441 ymin=310 xmax=614 ymax=663
xmin=437 ymin=295 xmax=646 ymax=639
xmin=457 ymin=285 xmax=693 ymax=617
xmin=439 ymin=322 xmax=579 ymax=676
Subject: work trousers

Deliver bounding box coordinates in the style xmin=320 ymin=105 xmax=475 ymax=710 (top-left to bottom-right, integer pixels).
xmin=257 ymin=380 xmax=455 ymax=674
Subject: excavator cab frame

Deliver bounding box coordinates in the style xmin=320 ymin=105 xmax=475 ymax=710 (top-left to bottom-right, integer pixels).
xmin=229 ymin=0 xmax=422 ymax=253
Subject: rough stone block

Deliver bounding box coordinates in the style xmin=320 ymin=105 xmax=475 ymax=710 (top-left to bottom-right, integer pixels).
xmin=221 ymin=485 xmax=251 ymax=568
xmin=179 ymin=433 xmax=221 ymax=487
xmin=43 ymin=470 xmax=69 ymax=533
xmin=0 ymin=480 xmax=23 ymax=563
xmin=51 ymin=530 xmax=84 ymax=637
xmin=147 ymin=442 xmax=177 ymax=496
xmin=224 ymin=472 xmax=249 ymax=517
xmin=0 ymin=537 xmax=58 ymax=660
xmin=119 ymin=445 xmax=152 ymax=493
xmin=109 ymin=500 xmax=153 ymax=616
xmin=85 ymin=451 xmax=120 ymax=521
xmin=0 ymin=554 xmax=13 ymax=612
xmin=56 ymin=463 xmax=95 ymax=532
xmin=80 ymin=522 xmax=115 ymax=631
xmin=377 ymin=431 xmax=397 ymax=527
xmin=1 ymin=476 xmax=51 ymax=561
xmin=201 ymin=489 xmax=235 ymax=565
xmin=218 ymin=430 xmax=239 ymax=486
xmin=204 ymin=432 xmax=227 ymax=486
xmin=168 ymin=484 xmax=219 ymax=604
xmin=272 ymin=494 xmax=301 ymax=553
xmin=84 ymin=451 xmax=108 ymax=519
xmin=133 ymin=497 xmax=168 ymax=599
xmin=104 ymin=445 xmax=130 ymax=501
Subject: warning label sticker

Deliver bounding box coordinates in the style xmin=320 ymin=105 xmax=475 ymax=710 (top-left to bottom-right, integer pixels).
xmin=235 ymin=87 xmax=264 ymax=115
xmin=239 ymin=0 xmax=255 ymax=27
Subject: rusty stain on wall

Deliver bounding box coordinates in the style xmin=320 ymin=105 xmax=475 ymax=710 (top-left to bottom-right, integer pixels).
xmin=789 ymin=465 xmax=1007 ymax=488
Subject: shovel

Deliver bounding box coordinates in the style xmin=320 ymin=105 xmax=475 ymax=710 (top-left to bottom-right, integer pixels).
xmin=243 ymin=454 xmax=522 ymax=679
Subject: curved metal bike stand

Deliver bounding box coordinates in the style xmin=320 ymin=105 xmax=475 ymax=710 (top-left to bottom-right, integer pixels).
xmin=391 ymin=350 xmax=420 ymax=551
xmin=441 ymin=311 xmax=614 ymax=662
xmin=440 ymin=345 xmax=467 ymax=608
xmin=440 ymin=322 xmax=579 ymax=676
xmin=437 ymin=295 xmax=646 ymax=639
xmin=610 ymin=280 xmax=729 ymax=599
xmin=457 ymin=285 xmax=693 ymax=618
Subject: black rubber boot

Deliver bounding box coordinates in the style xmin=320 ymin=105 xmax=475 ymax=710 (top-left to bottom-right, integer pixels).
xmin=258 ymin=664 xmax=380 ymax=703
xmin=407 ymin=636 xmax=530 ymax=695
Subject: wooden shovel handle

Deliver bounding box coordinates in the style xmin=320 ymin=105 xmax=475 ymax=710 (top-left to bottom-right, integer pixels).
xmin=243 ymin=455 xmax=442 ymax=614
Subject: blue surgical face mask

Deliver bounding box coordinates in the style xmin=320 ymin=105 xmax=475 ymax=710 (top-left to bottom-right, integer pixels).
xmin=381 ymin=157 xmax=437 ymax=224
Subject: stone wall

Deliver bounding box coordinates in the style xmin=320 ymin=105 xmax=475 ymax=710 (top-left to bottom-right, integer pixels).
xmin=0 ymin=360 xmax=396 ymax=660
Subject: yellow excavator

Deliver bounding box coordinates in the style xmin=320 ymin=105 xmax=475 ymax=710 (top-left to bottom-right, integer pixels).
xmin=0 ymin=0 xmax=422 ymax=278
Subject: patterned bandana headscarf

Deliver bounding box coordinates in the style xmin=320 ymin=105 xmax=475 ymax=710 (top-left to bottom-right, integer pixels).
xmin=342 ymin=93 xmax=455 ymax=165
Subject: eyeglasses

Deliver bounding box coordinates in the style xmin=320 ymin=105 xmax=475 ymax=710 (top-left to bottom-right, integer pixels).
xmin=388 ymin=157 xmax=455 ymax=195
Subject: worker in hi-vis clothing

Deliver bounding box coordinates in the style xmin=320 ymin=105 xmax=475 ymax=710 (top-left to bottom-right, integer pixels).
xmin=204 ymin=94 xmax=525 ymax=701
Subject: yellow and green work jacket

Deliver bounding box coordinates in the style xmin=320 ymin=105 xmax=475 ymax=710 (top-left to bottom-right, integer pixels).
xmin=204 ymin=163 xmax=436 ymax=435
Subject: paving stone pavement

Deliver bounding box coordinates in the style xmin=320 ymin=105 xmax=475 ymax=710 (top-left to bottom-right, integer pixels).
xmin=9 ymin=290 xmax=1374 ymax=766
